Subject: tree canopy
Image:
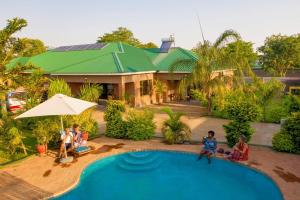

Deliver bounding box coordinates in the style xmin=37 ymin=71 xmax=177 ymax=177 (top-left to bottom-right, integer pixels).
xmin=223 ymin=40 xmax=258 ymax=83
xmin=97 ymin=27 xmax=158 ymax=48
xmin=15 ymin=38 xmax=47 ymax=57
xmin=171 ymin=30 xmax=241 ymax=114
xmin=258 ymin=34 xmax=300 ymax=77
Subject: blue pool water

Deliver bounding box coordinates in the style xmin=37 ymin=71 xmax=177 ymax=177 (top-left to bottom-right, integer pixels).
xmin=53 ymin=151 xmax=283 ymax=200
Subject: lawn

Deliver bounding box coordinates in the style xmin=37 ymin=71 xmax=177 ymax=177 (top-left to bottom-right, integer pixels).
xmin=0 ymin=130 xmax=36 ymax=166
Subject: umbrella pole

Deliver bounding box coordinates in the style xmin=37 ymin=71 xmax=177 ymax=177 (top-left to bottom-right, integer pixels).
xmin=61 ymin=116 xmax=68 ymax=158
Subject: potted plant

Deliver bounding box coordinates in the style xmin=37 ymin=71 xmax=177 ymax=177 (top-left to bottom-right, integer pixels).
xmin=33 ymin=119 xmax=58 ymax=155
xmin=33 ymin=125 xmax=48 ymax=155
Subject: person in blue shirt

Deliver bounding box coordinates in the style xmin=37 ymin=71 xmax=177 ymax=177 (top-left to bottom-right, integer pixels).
xmin=197 ymin=130 xmax=217 ymax=164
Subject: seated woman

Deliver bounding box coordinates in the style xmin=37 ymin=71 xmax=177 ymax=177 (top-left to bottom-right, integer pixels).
xmin=72 ymin=124 xmax=82 ymax=147
xmin=229 ymin=135 xmax=249 ymax=161
xmin=58 ymin=127 xmax=74 ymax=158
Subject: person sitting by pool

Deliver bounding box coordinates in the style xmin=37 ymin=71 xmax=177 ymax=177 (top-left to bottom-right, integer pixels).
xmin=197 ymin=130 xmax=217 ymax=164
xmin=58 ymin=127 xmax=74 ymax=158
xmin=72 ymin=124 xmax=83 ymax=147
xmin=228 ymin=135 xmax=249 ymax=161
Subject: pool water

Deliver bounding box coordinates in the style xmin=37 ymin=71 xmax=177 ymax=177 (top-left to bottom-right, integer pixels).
xmin=53 ymin=151 xmax=283 ymax=200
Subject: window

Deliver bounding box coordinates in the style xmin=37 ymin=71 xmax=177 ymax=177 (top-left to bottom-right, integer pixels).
xmin=140 ymin=80 xmax=152 ymax=96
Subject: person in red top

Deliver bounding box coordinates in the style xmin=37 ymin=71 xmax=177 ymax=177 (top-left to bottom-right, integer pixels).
xmin=229 ymin=135 xmax=249 ymax=161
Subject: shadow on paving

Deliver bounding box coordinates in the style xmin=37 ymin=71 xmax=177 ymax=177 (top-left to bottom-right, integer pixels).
xmin=0 ymin=171 xmax=52 ymax=200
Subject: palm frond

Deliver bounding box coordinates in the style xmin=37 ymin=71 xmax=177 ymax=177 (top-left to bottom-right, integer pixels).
xmin=213 ymin=29 xmax=241 ymax=48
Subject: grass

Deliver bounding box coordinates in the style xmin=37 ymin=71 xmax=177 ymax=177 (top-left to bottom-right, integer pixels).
xmin=0 ymin=130 xmax=36 ymax=166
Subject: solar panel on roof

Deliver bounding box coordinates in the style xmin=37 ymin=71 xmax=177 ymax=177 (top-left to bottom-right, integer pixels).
xmin=160 ymin=41 xmax=173 ymax=53
xmin=52 ymin=43 xmax=106 ymax=52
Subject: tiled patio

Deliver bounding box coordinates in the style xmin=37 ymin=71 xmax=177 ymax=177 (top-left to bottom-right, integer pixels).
xmin=1 ymin=137 xmax=300 ymax=200
xmin=92 ymin=104 xmax=281 ymax=146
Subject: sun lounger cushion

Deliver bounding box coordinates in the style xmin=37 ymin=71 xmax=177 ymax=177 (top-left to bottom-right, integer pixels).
xmin=75 ymin=146 xmax=91 ymax=153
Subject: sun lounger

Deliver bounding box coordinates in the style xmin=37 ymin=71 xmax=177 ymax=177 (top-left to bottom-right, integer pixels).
xmin=72 ymin=146 xmax=93 ymax=157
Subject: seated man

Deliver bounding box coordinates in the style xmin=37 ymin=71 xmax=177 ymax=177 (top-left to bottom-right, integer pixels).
xmin=198 ymin=130 xmax=217 ymax=164
xmin=229 ymin=135 xmax=249 ymax=161
xmin=58 ymin=127 xmax=74 ymax=158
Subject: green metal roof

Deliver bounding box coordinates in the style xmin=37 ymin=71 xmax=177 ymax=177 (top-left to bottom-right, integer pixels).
xmin=7 ymin=42 xmax=196 ymax=74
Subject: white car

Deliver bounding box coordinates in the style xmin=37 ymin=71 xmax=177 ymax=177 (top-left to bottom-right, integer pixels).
xmin=6 ymin=91 xmax=26 ymax=113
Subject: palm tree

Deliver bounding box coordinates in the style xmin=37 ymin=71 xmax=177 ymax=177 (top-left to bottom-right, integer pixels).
xmin=161 ymin=107 xmax=191 ymax=144
xmin=170 ymin=30 xmax=241 ymax=115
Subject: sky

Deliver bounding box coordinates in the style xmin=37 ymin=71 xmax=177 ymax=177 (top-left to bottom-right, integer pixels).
xmin=1 ymin=0 xmax=299 ymax=50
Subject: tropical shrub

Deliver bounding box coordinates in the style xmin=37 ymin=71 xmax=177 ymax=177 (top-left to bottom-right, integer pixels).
xmin=71 ymin=109 xmax=99 ymax=138
xmin=223 ymin=99 xmax=260 ymax=147
xmin=48 ymin=79 xmax=72 ymax=97
xmin=161 ymin=107 xmax=191 ymax=144
xmin=254 ymin=78 xmax=284 ymax=122
xmin=0 ymin=118 xmax=27 ymax=155
xmin=33 ymin=119 xmax=60 ymax=148
xmin=190 ymin=89 xmax=208 ymax=106
xmin=126 ymin=109 xmax=156 ymax=140
xmin=287 ymin=94 xmax=300 ymax=114
xmin=80 ymin=83 xmax=103 ymax=102
xmin=264 ymin=100 xmax=289 ymax=123
xmin=272 ymin=112 xmax=300 ymax=153
xmin=153 ymin=79 xmax=166 ymax=104
xmin=104 ymin=100 xmax=127 ymax=138
xmin=272 ymin=132 xmax=295 ymax=153
xmin=6 ymin=127 xmax=27 ymax=155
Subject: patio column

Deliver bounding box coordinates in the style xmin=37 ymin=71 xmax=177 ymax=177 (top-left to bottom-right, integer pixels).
xmin=117 ymin=82 xmax=125 ymax=100
xmin=134 ymin=80 xmax=141 ymax=107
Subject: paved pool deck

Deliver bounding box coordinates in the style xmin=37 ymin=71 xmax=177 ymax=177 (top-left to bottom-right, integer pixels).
xmin=1 ymin=137 xmax=300 ymax=200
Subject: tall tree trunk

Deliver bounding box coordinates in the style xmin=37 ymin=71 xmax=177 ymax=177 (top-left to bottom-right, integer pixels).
xmin=207 ymin=95 xmax=212 ymax=116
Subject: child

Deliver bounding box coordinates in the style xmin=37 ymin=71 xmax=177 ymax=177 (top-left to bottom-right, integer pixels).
xmin=198 ymin=130 xmax=217 ymax=164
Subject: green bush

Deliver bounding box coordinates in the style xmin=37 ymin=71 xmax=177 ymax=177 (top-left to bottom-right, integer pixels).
xmin=264 ymin=102 xmax=288 ymax=123
xmin=126 ymin=109 xmax=156 ymax=140
xmin=80 ymin=83 xmax=103 ymax=102
xmin=48 ymin=79 xmax=72 ymax=97
xmin=105 ymin=116 xmax=127 ymax=139
xmin=283 ymin=112 xmax=300 ymax=151
xmin=224 ymin=121 xmax=254 ymax=147
xmin=223 ymin=99 xmax=260 ymax=147
xmin=287 ymin=95 xmax=300 ymax=113
xmin=272 ymin=132 xmax=295 ymax=152
xmin=33 ymin=119 xmax=60 ymax=146
xmin=161 ymin=107 xmax=191 ymax=144
xmin=272 ymin=112 xmax=300 ymax=153
xmin=104 ymin=100 xmax=127 ymax=138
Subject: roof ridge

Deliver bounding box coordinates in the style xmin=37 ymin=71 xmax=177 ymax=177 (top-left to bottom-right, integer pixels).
xmin=112 ymin=52 xmax=124 ymax=72
xmin=177 ymin=47 xmax=197 ymax=60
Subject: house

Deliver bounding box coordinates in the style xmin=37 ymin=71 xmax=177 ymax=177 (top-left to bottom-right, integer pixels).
xmin=7 ymin=38 xmax=234 ymax=106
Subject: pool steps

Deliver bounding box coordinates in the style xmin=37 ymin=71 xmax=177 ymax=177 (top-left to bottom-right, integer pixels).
xmin=117 ymin=152 xmax=161 ymax=172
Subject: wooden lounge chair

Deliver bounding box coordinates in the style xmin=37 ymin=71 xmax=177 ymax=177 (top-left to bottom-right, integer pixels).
xmin=72 ymin=146 xmax=94 ymax=157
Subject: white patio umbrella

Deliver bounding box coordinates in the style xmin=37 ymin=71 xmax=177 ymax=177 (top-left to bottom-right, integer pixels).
xmin=15 ymin=93 xmax=97 ymax=159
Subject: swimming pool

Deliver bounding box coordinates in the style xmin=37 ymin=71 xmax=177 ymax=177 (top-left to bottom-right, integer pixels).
xmin=53 ymin=151 xmax=283 ymax=200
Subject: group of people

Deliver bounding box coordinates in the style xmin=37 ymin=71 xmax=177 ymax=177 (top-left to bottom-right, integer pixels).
xmin=198 ymin=130 xmax=249 ymax=164
xmin=58 ymin=124 xmax=88 ymax=158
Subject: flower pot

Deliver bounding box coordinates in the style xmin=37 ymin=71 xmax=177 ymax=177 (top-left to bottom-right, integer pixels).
xmin=82 ymin=132 xmax=89 ymax=141
xmin=36 ymin=144 xmax=46 ymax=155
